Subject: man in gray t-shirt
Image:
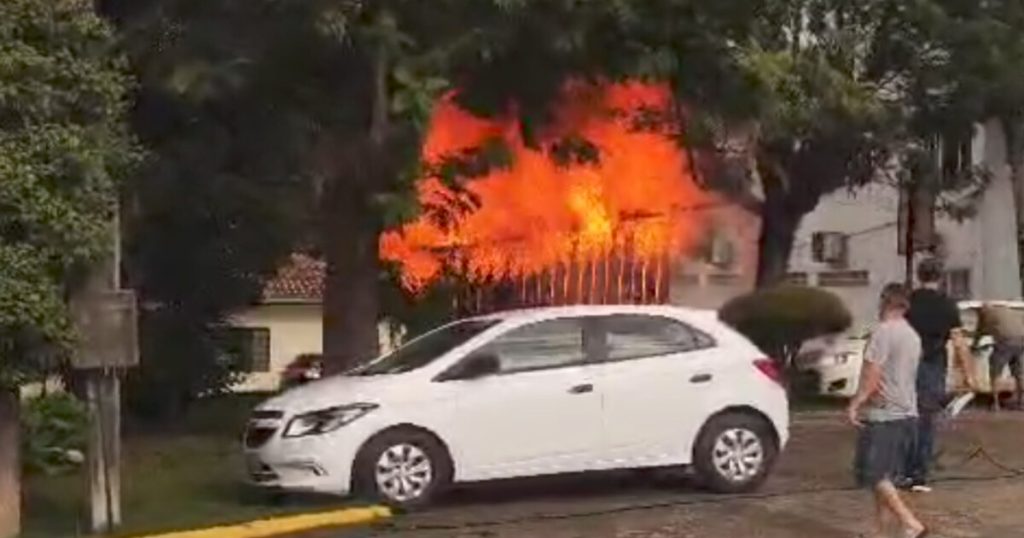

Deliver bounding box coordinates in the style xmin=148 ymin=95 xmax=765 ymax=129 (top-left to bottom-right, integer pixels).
xmin=863 ymin=317 xmax=921 ymax=422
xmin=848 ymin=283 xmax=927 ymax=538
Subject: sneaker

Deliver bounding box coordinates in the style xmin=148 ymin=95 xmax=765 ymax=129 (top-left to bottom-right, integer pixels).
xmin=910 ymin=483 xmax=933 ymax=493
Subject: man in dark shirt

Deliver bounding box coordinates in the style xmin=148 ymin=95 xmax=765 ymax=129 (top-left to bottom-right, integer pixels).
xmin=903 ymin=258 xmax=975 ymax=491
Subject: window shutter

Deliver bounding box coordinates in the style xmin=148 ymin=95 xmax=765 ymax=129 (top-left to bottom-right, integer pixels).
xmin=250 ymin=329 xmax=271 ymax=372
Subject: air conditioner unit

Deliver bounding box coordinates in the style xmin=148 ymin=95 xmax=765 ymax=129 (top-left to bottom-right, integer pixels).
xmin=812 ymin=232 xmax=848 ymax=265
xmin=707 ymin=235 xmax=735 ymax=268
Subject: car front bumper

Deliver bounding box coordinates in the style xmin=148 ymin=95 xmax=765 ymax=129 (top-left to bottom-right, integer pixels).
xmin=243 ymin=426 xmax=368 ymax=496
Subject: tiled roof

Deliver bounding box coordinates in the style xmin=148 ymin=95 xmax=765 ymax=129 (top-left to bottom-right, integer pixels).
xmin=262 ymin=254 xmax=325 ymax=302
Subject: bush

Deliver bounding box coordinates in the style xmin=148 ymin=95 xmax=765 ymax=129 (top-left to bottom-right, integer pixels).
xmin=719 ymin=285 xmax=852 ymax=366
xmin=126 ymin=309 xmax=241 ymax=421
xmin=21 ymin=393 xmax=88 ymax=476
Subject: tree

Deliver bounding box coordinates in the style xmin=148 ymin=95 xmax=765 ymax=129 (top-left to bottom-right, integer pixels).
xmin=101 ymin=0 xmax=611 ymax=373
xmin=103 ymin=1 xmax=311 ymax=416
xmin=917 ymin=1 xmax=1024 ymax=287
xmin=0 ymin=0 xmax=138 ymax=534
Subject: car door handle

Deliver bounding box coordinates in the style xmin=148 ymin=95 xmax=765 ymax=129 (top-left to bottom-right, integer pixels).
xmin=568 ymin=383 xmax=594 ymax=394
xmin=690 ymin=373 xmax=713 ymax=384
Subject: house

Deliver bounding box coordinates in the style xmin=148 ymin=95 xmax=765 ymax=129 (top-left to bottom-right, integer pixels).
xmin=228 ymin=254 xmax=395 ymax=392
xmin=669 ymin=120 xmax=1023 ymax=331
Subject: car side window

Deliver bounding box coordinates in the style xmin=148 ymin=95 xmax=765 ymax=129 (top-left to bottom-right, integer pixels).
xmin=599 ymin=314 xmax=713 ymax=361
xmin=478 ymin=318 xmax=586 ymax=374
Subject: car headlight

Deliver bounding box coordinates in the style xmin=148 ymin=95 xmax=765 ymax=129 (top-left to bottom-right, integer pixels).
xmin=835 ymin=352 xmax=854 ymax=365
xmin=283 ymin=403 xmax=378 ymax=438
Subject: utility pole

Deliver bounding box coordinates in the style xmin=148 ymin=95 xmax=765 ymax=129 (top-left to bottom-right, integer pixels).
xmin=71 ymin=201 xmax=137 ymax=534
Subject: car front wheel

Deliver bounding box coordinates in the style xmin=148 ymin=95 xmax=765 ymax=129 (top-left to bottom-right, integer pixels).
xmin=353 ymin=429 xmax=452 ymax=510
xmin=693 ymin=412 xmax=777 ymax=494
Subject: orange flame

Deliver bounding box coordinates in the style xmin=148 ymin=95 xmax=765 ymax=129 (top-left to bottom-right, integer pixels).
xmin=380 ymin=81 xmax=711 ymax=306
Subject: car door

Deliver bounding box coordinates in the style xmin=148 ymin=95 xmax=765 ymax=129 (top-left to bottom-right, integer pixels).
xmin=592 ymin=314 xmax=723 ymax=468
xmin=440 ymin=317 xmax=604 ymax=481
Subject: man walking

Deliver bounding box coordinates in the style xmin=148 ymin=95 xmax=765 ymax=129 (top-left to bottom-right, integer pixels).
xmin=904 ymin=258 xmax=975 ymax=492
xmin=973 ymin=302 xmax=1024 ymax=411
xmin=848 ymin=283 xmax=927 ymax=538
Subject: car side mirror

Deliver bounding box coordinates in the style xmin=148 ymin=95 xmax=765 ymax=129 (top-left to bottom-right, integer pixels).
xmin=448 ymin=353 xmax=500 ymax=381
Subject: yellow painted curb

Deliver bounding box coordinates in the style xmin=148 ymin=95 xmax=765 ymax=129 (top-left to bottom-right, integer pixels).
xmin=133 ymin=505 xmax=392 ymax=538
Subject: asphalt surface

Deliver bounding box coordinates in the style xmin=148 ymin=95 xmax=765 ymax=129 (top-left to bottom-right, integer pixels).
xmin=302 ymin=411 xmax=1024 ymax=538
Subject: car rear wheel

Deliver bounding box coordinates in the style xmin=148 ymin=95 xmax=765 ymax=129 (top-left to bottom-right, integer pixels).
xmin=353 ymin=429 xmax=452 ymax=510
xmin=693 ymin=412 xmax=777 ymax=494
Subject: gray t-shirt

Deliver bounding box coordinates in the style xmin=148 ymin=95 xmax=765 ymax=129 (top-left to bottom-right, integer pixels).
xmin=864 ymin=318 xmax=921 ymax=422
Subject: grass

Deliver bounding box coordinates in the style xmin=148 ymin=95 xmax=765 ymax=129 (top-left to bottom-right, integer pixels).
xmin=22 ymin=394 xmax=348 ymax=538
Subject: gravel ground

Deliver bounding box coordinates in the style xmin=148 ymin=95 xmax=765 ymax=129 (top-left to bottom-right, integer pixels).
xmin=301 ymin=410 xmax=1024 ymax=538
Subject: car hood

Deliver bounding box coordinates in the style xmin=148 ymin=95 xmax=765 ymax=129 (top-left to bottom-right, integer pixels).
xmin=257 ymin=374 xmax=408 ymax=415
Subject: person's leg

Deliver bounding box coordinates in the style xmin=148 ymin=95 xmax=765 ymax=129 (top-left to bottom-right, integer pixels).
xmin=912 ymin=411 xmax=935 ymax=488
xmin=870 ymin=490 xmax=891 ymax=538
xmin=1008 ymin=343 xmax=1024 ymax=409
xmin=875 ymin=479 xmax=926 ymax=535
xmin=990 ymin=343 xmax=1010 ymax=411
xmin=903 ymin=416 xmax=924 ymax=486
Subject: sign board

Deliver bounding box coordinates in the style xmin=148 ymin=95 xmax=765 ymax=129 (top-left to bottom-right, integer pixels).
xmin=70 ymin=290 xmax=139 ymax=370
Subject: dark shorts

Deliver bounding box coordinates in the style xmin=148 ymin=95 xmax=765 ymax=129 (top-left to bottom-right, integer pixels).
xmin=853 ymin=418 xmax=915 ymax=488
xmin=989 ymin=339 xmax=1024 ymax=380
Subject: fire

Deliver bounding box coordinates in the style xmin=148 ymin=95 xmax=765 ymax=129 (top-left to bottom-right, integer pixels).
xmin=380 ymin=82 xmax=711 ymax=310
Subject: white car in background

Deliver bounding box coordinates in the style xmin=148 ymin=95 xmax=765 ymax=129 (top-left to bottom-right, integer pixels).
xmin=802 ymin=300 xmax=1024 ymax=398
xmin=243 ymin=305 xmax=789 ymax=508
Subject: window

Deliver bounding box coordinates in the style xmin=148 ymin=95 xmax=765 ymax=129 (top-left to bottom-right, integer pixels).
xmin=811 ymin=232 xmax=848 ymax=265
xmin=598 ymin=315 xmax=713 ymax=361
xmin=479 ymin=318 xmax=585 ymax=373
xmin=351 ymin=319 xmax=499 ymax=376
xmin=223 ymin=327 xmax=271 ymax=372
xmin=944 ymin=269 xmax=972 ymax=301
xmin=941 ymin=131 xmax=974 ymax=178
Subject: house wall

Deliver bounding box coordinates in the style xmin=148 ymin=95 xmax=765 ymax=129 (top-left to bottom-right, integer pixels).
xmin=671 ymin=120 xmax=1022 ymax=333
xmin=229 ymin=303 xmax=324 ymax=392
xmin=228 ymin=303 xmax=402 ymax=392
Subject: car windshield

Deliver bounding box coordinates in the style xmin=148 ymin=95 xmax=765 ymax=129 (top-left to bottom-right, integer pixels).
xmin=347 ymin=319 xmax=499 ymax=376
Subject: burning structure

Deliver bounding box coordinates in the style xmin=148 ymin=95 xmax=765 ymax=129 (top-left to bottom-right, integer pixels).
xmin=380 ymin=82 xmax=722 ymax=314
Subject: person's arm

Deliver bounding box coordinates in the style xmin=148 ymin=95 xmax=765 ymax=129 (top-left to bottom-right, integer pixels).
xmin=950 ymin=328 xmax=977 ymax=390
xmin=846 ymin=327 xmax=888 ymax=426
xmin=847 ymin=359 xmax=882 ymax=426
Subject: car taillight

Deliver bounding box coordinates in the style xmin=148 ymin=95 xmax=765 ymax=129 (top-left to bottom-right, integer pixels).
xmin=754 ymin=358 xmax=784 ymax=386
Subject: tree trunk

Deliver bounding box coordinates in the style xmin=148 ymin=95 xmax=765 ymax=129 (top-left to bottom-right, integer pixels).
xmin=1003 ymin=117 xmax=1024 ymax=289
xmin=322 ymin=188 xmax=381 ymax=375
xmin=755 ymin=174 xmax=804 ymax=287
xmin=0 ymin=389 xmax=19 ymax=538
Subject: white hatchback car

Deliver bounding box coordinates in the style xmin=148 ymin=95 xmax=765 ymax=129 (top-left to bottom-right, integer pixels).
xmin=243 ymin=305 xmax=789 ymax=508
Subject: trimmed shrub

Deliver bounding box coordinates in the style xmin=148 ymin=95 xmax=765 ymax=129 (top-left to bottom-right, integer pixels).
xmin=719 ymin=285 xmax=852 ymax=366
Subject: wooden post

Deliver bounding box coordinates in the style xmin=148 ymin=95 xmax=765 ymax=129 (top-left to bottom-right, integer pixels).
xmin=76 ymin=203 xmax=132 ymax=534
xmin=0 ymin=389 xmax=20 ymax=538
xmin=85 ymin=374 xmax=109 ymax=533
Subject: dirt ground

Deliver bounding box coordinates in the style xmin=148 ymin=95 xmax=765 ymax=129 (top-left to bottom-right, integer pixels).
xmin=313 ymin=411 xmax=1024 ymax=538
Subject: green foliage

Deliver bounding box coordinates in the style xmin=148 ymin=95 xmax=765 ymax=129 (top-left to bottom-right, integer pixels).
xmin=126 ymin=310 xmax=242 ymax=420
xmin=719 ymin=285 xmax=852 ymax=363
xmin=0 ymin=0 xmax=139 ymax=387
xmin=20 ymin=393 xmax=87 ymax=476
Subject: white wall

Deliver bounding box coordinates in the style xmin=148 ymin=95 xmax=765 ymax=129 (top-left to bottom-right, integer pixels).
xmin=227 ymin=303 xmax=403 ymax=392
xmin=669 ymin=120 xmax=1022 ymax=332
xmin=229 ymin=303 xmax=324 ymax=392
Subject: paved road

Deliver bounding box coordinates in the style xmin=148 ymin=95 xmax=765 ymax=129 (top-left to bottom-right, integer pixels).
xmin=304 ymin=411 xmax=1024 ymax=538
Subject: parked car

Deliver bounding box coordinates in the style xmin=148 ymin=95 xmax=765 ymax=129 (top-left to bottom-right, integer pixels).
xmin=280 ymin=353 xmax=323 ymax=390
xmin=801 ymin=300 xmax=1024 ymax=398
xmin=243 ymin=305 xmax=789 ymax=508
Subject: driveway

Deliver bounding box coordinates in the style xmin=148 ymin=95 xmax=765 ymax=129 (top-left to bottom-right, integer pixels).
xmin=304 ymin=411 xmax=1024 ymax=537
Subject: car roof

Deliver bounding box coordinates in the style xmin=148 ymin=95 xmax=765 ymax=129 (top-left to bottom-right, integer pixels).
xmin=958 ymin=300 xmax=1024 ymax=310
xmin=467 ymin=304 xmax=721 ymax=325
